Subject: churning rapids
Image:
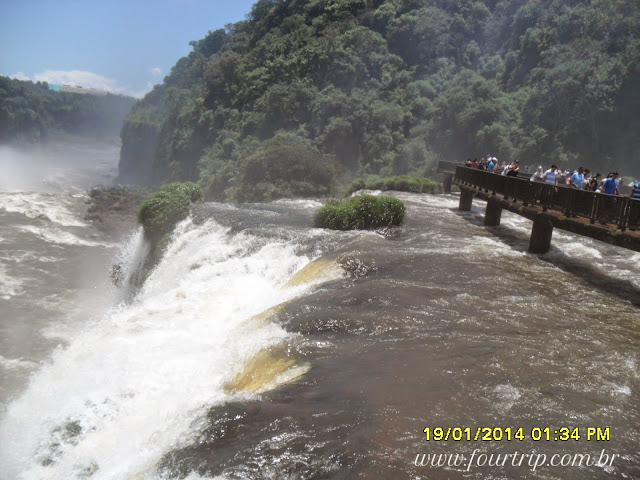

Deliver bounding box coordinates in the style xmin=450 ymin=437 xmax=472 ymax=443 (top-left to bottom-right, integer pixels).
xmin=0 ymin=140 xmax=639 ymax=480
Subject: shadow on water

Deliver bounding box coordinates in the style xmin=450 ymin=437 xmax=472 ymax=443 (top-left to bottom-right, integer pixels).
xmin=537 ymin=254 xmax=640 ymax=308
xmin=455 ymin=208 xmax=640 ymax=308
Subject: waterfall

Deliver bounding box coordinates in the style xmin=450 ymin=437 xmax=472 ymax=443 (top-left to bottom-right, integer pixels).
xmin=0 ymin=216 xmax=343 ymax=480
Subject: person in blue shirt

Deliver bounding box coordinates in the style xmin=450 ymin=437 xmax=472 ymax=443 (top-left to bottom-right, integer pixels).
xmin=631 ymin=178 xmax=640 ymax=200
xmin=601 ymin=172 xmax=619 ymax=195
xmin=569 ymin=167 xmax=585 ymax=189
xmin=542 ymin=165 xmax=558 ymax=185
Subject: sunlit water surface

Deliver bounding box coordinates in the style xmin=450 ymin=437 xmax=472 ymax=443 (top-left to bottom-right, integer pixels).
xmin=0 ymin=140 xmax=638 ymax=479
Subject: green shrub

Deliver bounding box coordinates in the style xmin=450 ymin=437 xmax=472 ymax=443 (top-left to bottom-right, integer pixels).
xmin=241 ymin=130 xmax=336 ymax=201
xmin=313 ymin=194 xmax=406 ymax=230
xmin=344 ymin=175 xmax=442 ymax=196
xmin=137 ymin=182 xmax=203 ymax=239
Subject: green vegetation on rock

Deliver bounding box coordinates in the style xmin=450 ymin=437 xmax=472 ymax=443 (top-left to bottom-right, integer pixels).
xmin=127 ymin=182 xmax=204 ymax=290
xmin=313 ymin=194 xmax=406 ymax=230
xmin=344 ymin=175 xmax=443 ymax=196
xmin=137 ymin=182 xmax=203 ymax=240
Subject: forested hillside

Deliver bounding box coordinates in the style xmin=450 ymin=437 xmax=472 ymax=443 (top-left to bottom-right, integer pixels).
xmin=118 ymin=0 xmax=640 ymax=201
xmin=0 ymin=76 xmax=136 ymax=141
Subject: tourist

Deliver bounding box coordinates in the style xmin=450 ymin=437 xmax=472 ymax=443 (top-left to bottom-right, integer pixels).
xmin=530 ymin=166 xmax=544 ymax=182
xmin=630 ymin=177 xmax=640 ymax=229
xmin=582 ymin=169 xmax=591 ymax=190
xmin=542 ymin=165 xmax=558 ymax=185
xmin=465 ymin=158 xmax=472 ymax=167
xmin=471 ymin=158 xmax=478 ymax=169
xmin=601 ymin=171 xmax=619 ymax=195
xmin=588 ymin=173 xmax=601 ymax=191
xmin=569 ymin=167 xmax=585 ymax=189
xmin=632 ymin=177 xmax=640 ymax=200
xmin=487 ymin=157 xmax=495 ymax=173
xmin=506 ymin=161 xmax=520 ymax=177
xmin=559 ymin=170 xmax=570 ymax=186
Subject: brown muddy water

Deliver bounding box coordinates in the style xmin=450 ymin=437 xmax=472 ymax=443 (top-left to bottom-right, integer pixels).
xmin=1 ymin=146 xmax=639 ymax=479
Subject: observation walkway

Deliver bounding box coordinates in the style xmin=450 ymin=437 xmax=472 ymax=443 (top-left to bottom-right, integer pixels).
xmin=437 ymin=162 xmax=640 ymax=254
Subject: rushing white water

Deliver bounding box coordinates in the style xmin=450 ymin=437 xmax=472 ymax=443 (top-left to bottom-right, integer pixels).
xmin=0 ymin=192 xmax=88 ymax=227
xmin=0 ymin=261 xmax=25 ymax=300
xmin=0 ymin=216 xmax=343 ymax=480
xmin=14 ymin=224 xmax=115 ymax=248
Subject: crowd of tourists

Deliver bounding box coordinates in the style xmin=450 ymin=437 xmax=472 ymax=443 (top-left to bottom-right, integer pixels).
xmin=465 ymin=156 xmax=640 ymax=199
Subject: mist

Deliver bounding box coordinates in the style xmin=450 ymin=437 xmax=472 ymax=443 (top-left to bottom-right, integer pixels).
xmin=0 ymin=136 xmax=121 ymax=193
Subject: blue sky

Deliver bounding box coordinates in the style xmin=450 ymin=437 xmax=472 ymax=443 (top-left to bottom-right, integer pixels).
xmin=0 ymin=0 xmax=257 ymax=97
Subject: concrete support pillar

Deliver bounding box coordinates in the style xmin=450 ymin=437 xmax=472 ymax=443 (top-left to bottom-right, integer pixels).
xmin=459 ymin=189 xmax=474 ymax=211
xmin=484 ymin=199 xmax=502 ymax=227
xmin=529 ymin=218 xmax=553 ymax=254
xmin=443 ymin=174 xmax=453 ymax=194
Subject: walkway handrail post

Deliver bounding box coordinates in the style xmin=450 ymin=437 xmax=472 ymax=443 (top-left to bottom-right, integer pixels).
xmin=617 ymin=197 xmax=630 ymax=231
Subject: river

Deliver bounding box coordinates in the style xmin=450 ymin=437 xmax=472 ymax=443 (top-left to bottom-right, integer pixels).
xmin=0 ymin=139 xmax=638 ymax=479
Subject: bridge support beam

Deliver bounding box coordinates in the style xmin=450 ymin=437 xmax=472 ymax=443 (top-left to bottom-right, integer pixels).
xmin=459 ymin=189 xmax=474 ymax=211
xmin=484 ymin=199 xmax=502 ymax=227
xmin=529 ymin=218 xmax=553 ymax=254
xmin=443 ymin=174 xmax=453 ymax=194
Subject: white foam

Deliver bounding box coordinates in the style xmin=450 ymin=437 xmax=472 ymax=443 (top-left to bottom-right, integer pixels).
xmin=552 ymin=240 xmax=603 ymax=259
xmin=350 ymin=189 xmax=382 ymax=197
xmin=0 ymin=356 xmax=38 ymax=371
xmin=492 ymin=384 xmax=522 ymax=412
xmin=0 ymin=262 xmax=25 ymax=299
xmin=272 ymin=198 xmax=323 ymax=208
xmin=0 ymin=192 xmax=86 ymax=227
xmin=0 ymin=218 xmax=336 ymax=480
xmin=0 ymin=251 xmax=59 ymax=265
xmin=611 ymin=384 xmax=631 ymax=396
xmin=16 ymin=225 xmax=113 ymax=248
xmin=182 ymin=473 xmax=226 ymax=480
xmin=400 ymin=192 xmax=460 ymax=209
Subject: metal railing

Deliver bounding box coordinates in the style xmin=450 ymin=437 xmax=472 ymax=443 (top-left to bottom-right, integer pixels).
xmin=438 ymin=161 xmax=530 ymax=179
xmin=455 ymin=166 xmax=640 ymax=232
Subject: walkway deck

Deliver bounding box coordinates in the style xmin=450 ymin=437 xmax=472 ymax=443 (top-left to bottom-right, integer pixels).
xmin=448 ymin=165 xmax=640 ymax=254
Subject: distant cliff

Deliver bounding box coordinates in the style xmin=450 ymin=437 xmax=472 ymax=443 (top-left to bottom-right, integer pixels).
xmin=0 ymin=76 xmax=136 ymax=142
xmin=118 ymin=0 xmax=640 ymax=199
